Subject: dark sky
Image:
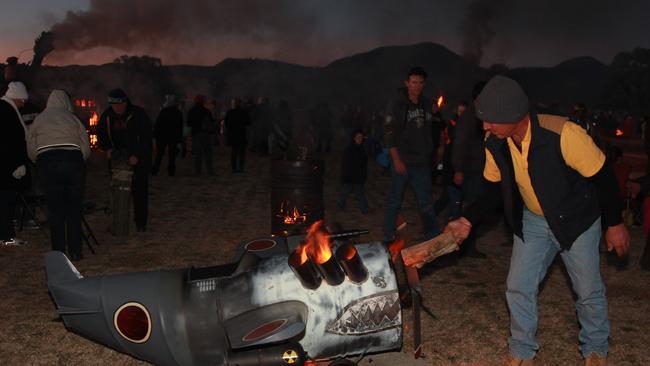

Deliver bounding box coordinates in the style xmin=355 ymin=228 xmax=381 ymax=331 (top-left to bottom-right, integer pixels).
xmin=2 ymin=0 xmax=649 ymax=67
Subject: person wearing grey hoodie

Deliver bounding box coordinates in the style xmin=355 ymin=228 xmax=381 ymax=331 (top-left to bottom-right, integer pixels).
xmin=28 ymin=89 xmax=90 ymax=261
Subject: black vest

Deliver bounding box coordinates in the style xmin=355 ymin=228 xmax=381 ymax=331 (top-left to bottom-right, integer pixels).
xmin=485 ymin=114 xmax=601 ymax=249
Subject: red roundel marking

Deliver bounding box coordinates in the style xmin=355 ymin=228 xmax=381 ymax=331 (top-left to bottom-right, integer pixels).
xmin=245 ymin=239 xmax=276 ymax=252
xmin=242 ymin=319 xmax=287 ymax=342
xmin=114 ymin=303 xmax=151 ymax=343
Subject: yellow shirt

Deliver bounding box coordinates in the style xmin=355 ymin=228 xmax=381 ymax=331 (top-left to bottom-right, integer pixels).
xmin=483 ymin=115 xmax=605 ymax=216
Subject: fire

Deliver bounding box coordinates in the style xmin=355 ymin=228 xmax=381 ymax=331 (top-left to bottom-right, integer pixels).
xmin=296 ymin=242 xmax=309 ymax=265
xmin=305 ymin=220 xmax=332 ymax=264
xmin=89 ymin=111 xmax=98 ymax=127
xmin=615 ymin=129 xmax=624 ymax=137
xmin=437 ymin=95 xmax=444 ymax=109
xmin=277 ymin=201 xmax=307 ymax=225
xmin=75 ymin=98 xmax=97 ymax=110
xmin=89 ymin=134 xmax=98 ymax=147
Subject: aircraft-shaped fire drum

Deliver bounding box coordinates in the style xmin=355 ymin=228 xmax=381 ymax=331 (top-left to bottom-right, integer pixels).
xmin=45 ymin=227 xmax=402 ymax=366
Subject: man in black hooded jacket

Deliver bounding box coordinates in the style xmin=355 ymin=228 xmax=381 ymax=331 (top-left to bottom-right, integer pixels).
xmin=97 ymin=89 xmax=153 ymax=232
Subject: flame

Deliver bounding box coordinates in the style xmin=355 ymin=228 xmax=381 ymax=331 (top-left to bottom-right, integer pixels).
xmin=89 ymin=134 xmax=98 ymax=147
xmin=277 ymin=201 xmax=307 ymax=225
xmin=296 ymin=242 xmax=309 ymax=265
xmin=615 ymin=128 xmax=624 ymax=137
xmin=306 ymin=220 xmax=332 ymax=264
xmin=89 ymin=111 xmax=98 ymax=127
xmin=437 ymin=95 xmax=444 ymax=109
xmin=387 ymin=239 xmax=405 ymax=263
xmin=75 ymin=98 xmax=97 ymax=110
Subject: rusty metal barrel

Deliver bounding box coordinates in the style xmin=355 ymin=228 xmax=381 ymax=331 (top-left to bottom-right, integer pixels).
xmin=270 ymin=159 xmax=324 ymax=236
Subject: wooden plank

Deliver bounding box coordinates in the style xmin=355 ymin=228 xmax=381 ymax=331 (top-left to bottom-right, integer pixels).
xmin=400 ymin=231 xmax=459 ymax=268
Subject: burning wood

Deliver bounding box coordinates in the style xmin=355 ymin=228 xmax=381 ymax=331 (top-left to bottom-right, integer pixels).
xmin=400 ymin=231 xmax=460 ymax=268
xmin=277 ymin=201 xmax=308 ymax=225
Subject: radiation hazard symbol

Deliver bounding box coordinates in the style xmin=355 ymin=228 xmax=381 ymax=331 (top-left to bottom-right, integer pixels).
xmin=282 ymin=349 xmax=299 ymax=364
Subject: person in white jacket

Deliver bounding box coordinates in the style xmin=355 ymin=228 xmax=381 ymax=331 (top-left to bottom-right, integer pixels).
xmin=28 ymin=89 xmax=90 ymax=261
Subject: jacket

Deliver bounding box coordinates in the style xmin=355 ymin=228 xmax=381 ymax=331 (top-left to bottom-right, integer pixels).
xmin=383 ymin=90 xmax=434 ymax=166
xmin=28 ymin=90 xmax=91 ymax=162
xmin=451 ymin=104 xmax=486 ymax=175
xmin=97 ymin=104 xmax=153 ymax=164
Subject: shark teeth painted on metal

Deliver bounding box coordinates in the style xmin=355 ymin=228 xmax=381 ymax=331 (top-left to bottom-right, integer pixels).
xmin=326 ymin=290 xmax=401 ymax=335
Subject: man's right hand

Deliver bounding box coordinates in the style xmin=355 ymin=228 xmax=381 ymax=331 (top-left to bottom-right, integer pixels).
xmin=393 ymin=157 xmax=407 ymax=175
xmin=445 ymin=217 xmax=472 ymax=243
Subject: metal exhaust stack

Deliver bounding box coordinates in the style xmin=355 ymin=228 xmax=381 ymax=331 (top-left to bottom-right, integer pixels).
xmin=288 ymin=245 xmax=322 ymax=290
xmin=311 ymin=252 xmax=345 ymax=286
xmin=336 ymin=243 xmax=368 ymax=284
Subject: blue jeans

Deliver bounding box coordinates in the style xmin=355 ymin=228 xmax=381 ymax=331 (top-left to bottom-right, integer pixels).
xmin=507 ymin=209 xmax=609 ymax=359
xmin=337 ymin=183 xmax=369 ymax=212
xmin=383 ymin=164 xmax=440 ymax=242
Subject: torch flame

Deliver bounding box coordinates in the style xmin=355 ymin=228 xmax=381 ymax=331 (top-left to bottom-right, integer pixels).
xmin=305 ymin=220 xmax=332 ymax=264
xmin=437 ymin=95 xmax=444 ymax=109
xmin=615 ymin=129 xmax=624 ymax=137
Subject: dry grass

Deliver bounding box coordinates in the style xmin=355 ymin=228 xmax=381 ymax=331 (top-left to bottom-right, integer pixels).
xmin=1 ymin=147 xmax=649 ymax=366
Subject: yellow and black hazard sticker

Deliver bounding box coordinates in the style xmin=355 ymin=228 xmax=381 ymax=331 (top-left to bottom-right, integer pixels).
xmin=282 ymin=349 xmax=299 ymax=364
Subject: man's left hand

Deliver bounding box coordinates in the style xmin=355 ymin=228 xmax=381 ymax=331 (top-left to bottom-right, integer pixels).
xmin=605 ymin=223 xmax=630 ymax=257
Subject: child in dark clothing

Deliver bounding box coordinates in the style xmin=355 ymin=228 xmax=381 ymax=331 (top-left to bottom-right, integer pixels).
xmin=337 ymin=130 xmax=370 ymax=213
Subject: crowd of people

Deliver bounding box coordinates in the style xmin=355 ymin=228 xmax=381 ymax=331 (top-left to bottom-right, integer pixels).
xmin=2 ymin=62 xmax=650 ymax=366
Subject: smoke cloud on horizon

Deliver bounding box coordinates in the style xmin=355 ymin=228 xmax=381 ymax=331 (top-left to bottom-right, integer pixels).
xmin=43 ymin=0 xmax=650 ymax=67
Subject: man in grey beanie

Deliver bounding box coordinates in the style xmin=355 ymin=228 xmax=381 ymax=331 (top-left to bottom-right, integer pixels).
xmin=446 ymin=75 xmax=629 ymax=366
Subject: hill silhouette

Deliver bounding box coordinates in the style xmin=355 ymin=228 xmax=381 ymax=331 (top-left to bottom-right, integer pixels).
xmin=15 ymin=42 xmax=616 ymax=117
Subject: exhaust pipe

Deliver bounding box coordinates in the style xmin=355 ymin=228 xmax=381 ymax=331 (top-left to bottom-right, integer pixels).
xmin=336 ymin=243 xmax=368 ymax=284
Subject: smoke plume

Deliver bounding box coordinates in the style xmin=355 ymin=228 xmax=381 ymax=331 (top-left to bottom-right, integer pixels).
xmin=48 ymin=0 xmax=321 ymax=65
xmin=459 ymin=0 xmax=511 ymax=65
